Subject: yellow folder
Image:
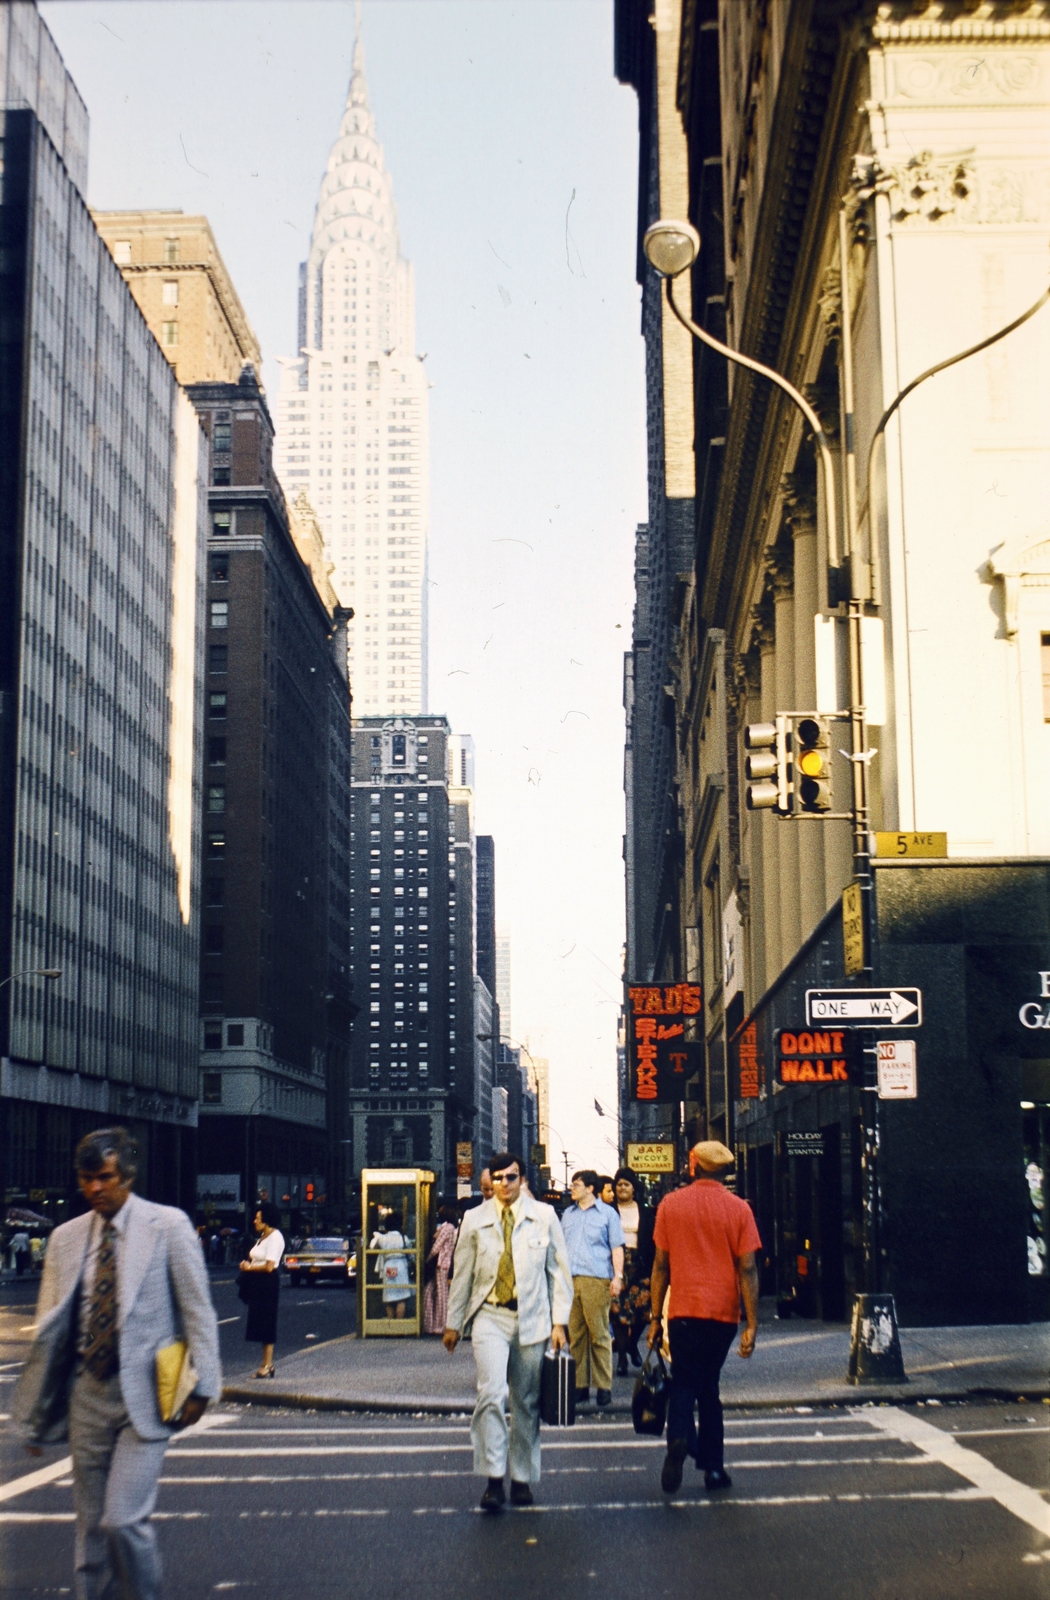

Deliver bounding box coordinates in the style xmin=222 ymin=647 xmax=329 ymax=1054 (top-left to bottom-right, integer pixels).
xmin=155 ymin=1340 xmax=199 ymax=1423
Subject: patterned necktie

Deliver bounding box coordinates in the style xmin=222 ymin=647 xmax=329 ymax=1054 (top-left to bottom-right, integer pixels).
xmin=83 ymin=1221 xmax=119 ymax=1379
xmin=493 ymin=1205 xmax=516 ymax=1304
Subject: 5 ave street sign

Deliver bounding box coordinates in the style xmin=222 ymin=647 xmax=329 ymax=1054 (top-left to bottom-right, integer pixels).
xmin=806 ymin=988 xmax=922 ymax=1027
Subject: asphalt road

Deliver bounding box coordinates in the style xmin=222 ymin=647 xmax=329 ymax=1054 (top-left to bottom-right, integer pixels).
xmin=0 ymin=1266 xmax=359 ymax=1392
xmin=2 ymin=1391 xmax=1047 ymax=1599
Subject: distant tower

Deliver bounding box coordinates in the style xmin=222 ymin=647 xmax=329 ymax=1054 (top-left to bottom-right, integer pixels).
xmin=274 ymin=24 xmax=429 ymax=715
xmin=495 ymin=924 xmax=512 ymax=1042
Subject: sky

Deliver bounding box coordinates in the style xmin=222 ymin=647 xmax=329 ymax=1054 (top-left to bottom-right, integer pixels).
xmin=41 ymin=0 xmax=647 ymax=1176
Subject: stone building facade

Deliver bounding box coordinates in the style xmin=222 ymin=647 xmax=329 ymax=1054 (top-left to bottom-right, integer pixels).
xmin=188 ymin=369 xmax=354 ymax=1230
xmin=616 ymin=0 xmax=1050 ymax=1322
xmin=92 ymin=211 xmax=261 ymax=388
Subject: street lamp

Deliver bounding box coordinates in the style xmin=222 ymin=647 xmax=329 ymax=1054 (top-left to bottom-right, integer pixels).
xmin=0 ymin=968 xmax=62 ymax=990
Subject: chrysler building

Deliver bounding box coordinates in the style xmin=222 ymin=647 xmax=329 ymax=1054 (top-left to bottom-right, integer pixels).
xmin=275 ymin=34 xmax=428 ymax=714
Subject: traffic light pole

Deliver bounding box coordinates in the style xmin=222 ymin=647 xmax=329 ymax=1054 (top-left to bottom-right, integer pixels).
xmin=838 ymin=205 xmax=880 ymax=1300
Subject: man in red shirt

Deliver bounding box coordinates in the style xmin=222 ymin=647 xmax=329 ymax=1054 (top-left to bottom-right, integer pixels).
xmin=648 ymin=1140 xmax=760 ymax=1494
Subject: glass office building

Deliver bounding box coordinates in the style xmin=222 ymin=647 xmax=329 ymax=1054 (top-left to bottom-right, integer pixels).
xmin=0 ymin=103 xmax=206 ymax=1217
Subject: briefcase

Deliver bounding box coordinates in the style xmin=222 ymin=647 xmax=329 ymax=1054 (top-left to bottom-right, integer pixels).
xmin=539 ymin=1346 xmax=576 ymax=1427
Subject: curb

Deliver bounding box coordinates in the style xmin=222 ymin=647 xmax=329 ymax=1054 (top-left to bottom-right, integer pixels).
xmin=221 ymin=1382 xmax=1050 ymax=1416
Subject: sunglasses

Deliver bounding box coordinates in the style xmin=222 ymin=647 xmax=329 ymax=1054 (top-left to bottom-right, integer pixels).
xmin=492 ymin=1171 xmax=520 ymax=1183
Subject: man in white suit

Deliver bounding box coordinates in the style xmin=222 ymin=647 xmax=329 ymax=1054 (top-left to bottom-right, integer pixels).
xmin=443 ymin=1150 xmax=573 ymax=1511
xmin=13 ymin=1127 xmax=221 ymax=1600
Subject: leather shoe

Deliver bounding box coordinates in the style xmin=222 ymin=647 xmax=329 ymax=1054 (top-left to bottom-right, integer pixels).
xmin=616 ymin=1354 xmax=629 ymax=1377
xmin=661 ymin=1438 xmax=689 ymax=1495
xmin=509 ymin=1481 xmax=533 ymax=1506
xmin=595 ymin=1388 xmax=612 ymax=1407
xmin=574 ymin=1387 xmax=589 ymax=1404
xmin=480 ymin=1478 xmax=505 ymax=1512
xmin=704 ymin=1468 xmax=733 ymax=1492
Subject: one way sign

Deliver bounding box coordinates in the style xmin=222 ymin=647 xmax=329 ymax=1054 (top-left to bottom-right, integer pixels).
xmin=806 ymin=988 xmax=922 ymax=1027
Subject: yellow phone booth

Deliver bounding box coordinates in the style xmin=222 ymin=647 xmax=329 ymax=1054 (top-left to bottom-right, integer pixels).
xmin=357 ymin=1169 xmax=435 ymax=1337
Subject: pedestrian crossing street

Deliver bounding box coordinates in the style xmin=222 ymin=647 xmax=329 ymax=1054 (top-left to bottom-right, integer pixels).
xmin=1 ymin=1404 xmax=1047 ymax=1596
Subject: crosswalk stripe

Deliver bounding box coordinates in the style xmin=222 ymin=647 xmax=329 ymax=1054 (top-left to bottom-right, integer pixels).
xmin=0 ymin=1458 xmax=73 ymax=1504
xmin=0 ymin=1487 xmax=992 ymax=1525
xmin=167 ymin=1430 xmax=885 ymax=1458
xmin=858 ymin=1406 xmax=1050 ymax=1537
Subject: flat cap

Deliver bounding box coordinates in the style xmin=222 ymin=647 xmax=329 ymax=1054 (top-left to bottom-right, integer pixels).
xmin=691 ymin=1140 xmax=735 ymax=1171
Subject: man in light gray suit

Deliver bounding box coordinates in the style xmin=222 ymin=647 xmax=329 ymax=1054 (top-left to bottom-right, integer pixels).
xmin=443 ymin=1151 xmax=573 ymax=1512
xmin=13 ymin=1127 xmax=221 ymax=1600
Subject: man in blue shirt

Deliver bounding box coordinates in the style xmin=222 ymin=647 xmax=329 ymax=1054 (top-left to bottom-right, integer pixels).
xmin=561 ymin=1170 xmax=625 ymax=1406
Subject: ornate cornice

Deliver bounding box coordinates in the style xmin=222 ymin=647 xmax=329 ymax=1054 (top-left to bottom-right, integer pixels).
xmin=701 ymin=1 xmax=871 ymax=637
xmin=873 ymin=4 xmax=1050 ymax=44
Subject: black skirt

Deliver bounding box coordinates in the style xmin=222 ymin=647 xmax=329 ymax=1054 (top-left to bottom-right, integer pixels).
xmin=245 ymin=1271 xmax=280 ymax=1345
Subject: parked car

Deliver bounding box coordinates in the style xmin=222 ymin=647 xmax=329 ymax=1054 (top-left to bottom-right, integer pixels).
xmin=284 ymin=1236 xmax=352 ymax=1287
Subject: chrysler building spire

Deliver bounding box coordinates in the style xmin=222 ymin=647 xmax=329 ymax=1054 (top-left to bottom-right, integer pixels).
xmin=275 ymin=23 xmax=429 ymax=716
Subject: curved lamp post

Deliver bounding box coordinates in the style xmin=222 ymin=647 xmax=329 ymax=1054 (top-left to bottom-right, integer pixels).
xmin=642 ymin=221 xmax=840 ymax=575
xmin=0 ymin=967 xmax=62 ymax=990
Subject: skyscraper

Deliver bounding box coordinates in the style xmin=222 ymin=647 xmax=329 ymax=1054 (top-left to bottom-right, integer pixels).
xmin=275 ymin=33 xmax=428 ymax=717
xmin=0 ymin=66 xmax=206 ymax=1215
xmin=347 ymin=718 xmax=476 ymax=1194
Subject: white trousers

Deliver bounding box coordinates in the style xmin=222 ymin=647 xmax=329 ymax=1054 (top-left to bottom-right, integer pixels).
xmin=469 ymin=1305 xmax=546 ymax=1483
xmin=68 ymin=1371 xmax=168 ymax=1600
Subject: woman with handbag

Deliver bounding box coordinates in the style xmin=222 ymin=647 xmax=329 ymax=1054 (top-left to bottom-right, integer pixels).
xmin=239 ymin=1200 xmax=284 ymax=1377
xmin=423 ymin=1205 xmax=458 ymax=1334
xmin=370 ymin=1210 xmax=413 ymax=1319
xmin=610 ymin=1169 xmax=656 ymax=1376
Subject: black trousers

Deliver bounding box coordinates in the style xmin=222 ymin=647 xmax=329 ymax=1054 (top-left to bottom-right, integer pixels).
xmin=666 ymin=1317 xmax=738 ymax=1471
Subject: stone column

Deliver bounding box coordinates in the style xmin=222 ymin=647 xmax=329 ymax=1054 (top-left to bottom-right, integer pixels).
xmin=770 ymin=546 xmax=801 ymax=966
xmin=785 ymin=473 xmax=827 ymax=941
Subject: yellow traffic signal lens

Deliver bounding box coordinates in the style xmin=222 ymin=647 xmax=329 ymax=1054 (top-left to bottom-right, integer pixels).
xmin=798 ymin=749 xmax=825 ymax=778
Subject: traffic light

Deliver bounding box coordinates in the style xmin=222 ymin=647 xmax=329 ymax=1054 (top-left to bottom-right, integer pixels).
xmin=744 ymin=719 xmax=790 ymax=813
xmin=795 ymin=716 xmax=832 ymax=812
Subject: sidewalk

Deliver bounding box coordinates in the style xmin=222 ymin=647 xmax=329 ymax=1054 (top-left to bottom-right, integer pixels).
xmin=222 ymin=1319 xmax=1050 ymax=1414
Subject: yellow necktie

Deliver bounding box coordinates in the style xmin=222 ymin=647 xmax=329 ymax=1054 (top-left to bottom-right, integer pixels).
xmin=493 ymin=1205 xmax=516 ymax=1304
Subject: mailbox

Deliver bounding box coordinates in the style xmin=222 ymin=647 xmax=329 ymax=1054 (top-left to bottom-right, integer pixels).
xmin=357 ymin=1168 xmax=435 ymax=1337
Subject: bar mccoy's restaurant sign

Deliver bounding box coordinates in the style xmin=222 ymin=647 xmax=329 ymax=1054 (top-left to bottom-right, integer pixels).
xmin=627 ymin=984 xmax=702 ymax=1102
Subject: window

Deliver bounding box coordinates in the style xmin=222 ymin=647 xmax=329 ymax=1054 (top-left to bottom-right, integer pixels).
xmin=208 ymin=738 xmax=226 ymax=765
xmin=202 ymin=973 xmax=224 ymax=1005
xmin=207 ymin=785 xmax=226 ymax=813
xmin=112 ymin=240 xmax=131 ymax=265
xmin=212 ymin=467 xmax=231 ymax=486
xmin=162 ymin=280 xmax=179 ymax=306
xmin=210 ymin=600 xmax=228 ymax=629
xmin=212 ymin=422 xmax=232 ymax=452
xmin=205 ymin=878 xmax=224 ymax=907
xmin=209 ymin=645 xmax=227 ymax=674
xmin=210 ymin=553 xmax=229 ymax=582
xmin=203 ymin=1027 xmax=222 ymax=1051
xmin=1043 ymin=634 xmax=1050 ymax=722
xmin=205 ymin=925 xmax=224 ymax=954
xmin=706 ymin=858 xmax=722 ymax=986
xmin=164 ymin=236 xmax=179 ymax=263
xmin=206 ymin=831 xmax=226 ymax=860
xmin=161 ymin=322 xmax=178 ymax=346
xmin=209 ymin=693 xmax=227 ymax=719
xmin=226 ymin=1023 xmax=245 ymax=1046
xmin=211 ymin=515 xmax=231 ymax=540
xmin=201 ymin=1072 xmax=222 ymax=1104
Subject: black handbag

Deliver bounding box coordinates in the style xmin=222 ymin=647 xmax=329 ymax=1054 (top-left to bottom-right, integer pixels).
xmin=631 ymin=1345 xmax=670 ymax=1437
xmin=539 ymin=1346 xmax=576 ymax=1427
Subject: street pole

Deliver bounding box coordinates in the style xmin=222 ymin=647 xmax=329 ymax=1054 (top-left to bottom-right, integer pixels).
xmin=837 ymin=203 xmax=879 ymax=1300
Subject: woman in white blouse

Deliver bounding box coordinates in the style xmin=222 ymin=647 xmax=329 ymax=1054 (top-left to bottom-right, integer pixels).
xmin=239 ymin=1200 xmax=285 ymax=1376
